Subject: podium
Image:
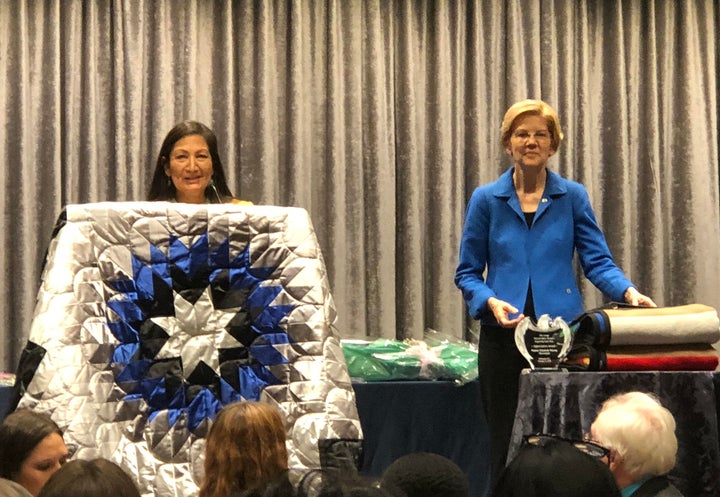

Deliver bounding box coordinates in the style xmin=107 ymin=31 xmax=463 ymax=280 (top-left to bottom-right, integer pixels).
xmin=12 ymin=202 xmax=362 ymax=497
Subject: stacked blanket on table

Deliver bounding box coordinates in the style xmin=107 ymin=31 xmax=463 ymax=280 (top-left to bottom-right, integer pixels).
xmin=11 ymin=202 xmax=362 ymax=497
xmin=564 ymin=303 xmax=720 ymax=371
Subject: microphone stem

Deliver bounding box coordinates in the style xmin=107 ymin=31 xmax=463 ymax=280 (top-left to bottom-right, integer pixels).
xmin=211 ymin=183 xmax=223 ymax=203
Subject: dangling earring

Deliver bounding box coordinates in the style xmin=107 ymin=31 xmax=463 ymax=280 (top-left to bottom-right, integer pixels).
xmin=166 ymin=177 xmax=172 ymax=188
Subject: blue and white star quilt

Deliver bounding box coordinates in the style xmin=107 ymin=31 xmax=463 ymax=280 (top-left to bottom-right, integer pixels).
xmin=14 ymin=202 xmax=362 ymax=497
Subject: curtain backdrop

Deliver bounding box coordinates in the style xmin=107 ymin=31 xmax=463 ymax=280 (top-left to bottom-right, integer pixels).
xmin=1 ymin=0 xmax=718 ymax=372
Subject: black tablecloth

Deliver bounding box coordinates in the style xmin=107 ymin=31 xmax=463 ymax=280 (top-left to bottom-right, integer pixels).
xmin=352 ymin=380 xmax=490 ymax=497
xmin=509 ymin=370 xmax=720 ymax=497
xmin=0 ymin=385 xmax=12 ymax=420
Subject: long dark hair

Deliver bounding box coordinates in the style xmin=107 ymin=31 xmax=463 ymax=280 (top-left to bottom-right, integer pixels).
xmin=0 ymin=409 xmax=63 ymax=479
xmin=147 ymin=120 xmax=234 ymax=202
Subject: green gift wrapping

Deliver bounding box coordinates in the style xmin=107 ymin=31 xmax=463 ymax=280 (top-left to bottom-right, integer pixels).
xmin=342 ymin=338 xmax=478 ymax=383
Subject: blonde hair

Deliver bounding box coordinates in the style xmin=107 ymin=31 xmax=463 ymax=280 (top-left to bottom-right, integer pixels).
xmin=591 ymin=392 xmax=677 ymax=479
xmin=500 ymin=99 xmax=564 ymax=151
xmin=199 ymin=402 xmax=289 ymax=497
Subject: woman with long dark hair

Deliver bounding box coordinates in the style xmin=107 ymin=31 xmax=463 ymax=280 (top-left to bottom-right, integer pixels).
xmin=148 ymin=120 xmax=251 ymax=205
xmin=0 ymin=410 xmax=69 ymax=497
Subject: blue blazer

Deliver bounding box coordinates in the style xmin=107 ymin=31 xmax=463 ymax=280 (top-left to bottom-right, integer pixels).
xmin=455 ymin=167 xmax=634 ymax=324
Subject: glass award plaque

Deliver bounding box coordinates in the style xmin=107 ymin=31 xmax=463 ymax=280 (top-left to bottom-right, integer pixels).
xmin=514 ymin=314 xmax=572 ymax=370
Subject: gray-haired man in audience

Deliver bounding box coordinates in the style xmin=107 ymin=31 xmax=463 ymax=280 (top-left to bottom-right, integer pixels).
xmin=590 ymin=391 xmax=683 ymax=497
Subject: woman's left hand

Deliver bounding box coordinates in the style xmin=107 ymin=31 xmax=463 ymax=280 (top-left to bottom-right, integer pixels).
xmin=624 ymin=287 xmax=657 ymax=307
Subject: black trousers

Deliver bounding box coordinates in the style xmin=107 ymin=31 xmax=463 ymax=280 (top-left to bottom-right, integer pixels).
xmin=477 ymin=325 xmax=528 ymax=491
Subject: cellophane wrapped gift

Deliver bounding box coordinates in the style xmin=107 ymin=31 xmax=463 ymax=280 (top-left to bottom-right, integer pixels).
xmin=342 ymin=330 xmax=478 ymax=384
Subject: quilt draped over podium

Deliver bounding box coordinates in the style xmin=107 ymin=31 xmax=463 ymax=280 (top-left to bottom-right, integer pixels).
xmin=13 ymin=202 xmax=363 ymax=497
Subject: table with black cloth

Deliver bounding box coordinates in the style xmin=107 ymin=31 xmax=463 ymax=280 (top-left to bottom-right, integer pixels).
xmin=352 ymin=380 xmax=491 ymax=497
xmin=0 ymin=384 xmax=12 ymax=420
xmin=508 ymin=370 xmax=720 ymax=497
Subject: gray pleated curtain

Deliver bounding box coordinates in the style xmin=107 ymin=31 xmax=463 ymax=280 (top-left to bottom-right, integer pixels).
xmin=1 ymin=0 xmax=718 ymax=372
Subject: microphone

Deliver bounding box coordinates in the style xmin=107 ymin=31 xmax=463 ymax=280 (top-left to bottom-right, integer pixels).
xmin=209 ymin=179 xmax=223 ymax=204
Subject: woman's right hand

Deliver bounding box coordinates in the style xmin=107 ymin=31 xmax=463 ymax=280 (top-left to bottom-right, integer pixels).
xmin=487 ymin=297 xmax=525 ymax=328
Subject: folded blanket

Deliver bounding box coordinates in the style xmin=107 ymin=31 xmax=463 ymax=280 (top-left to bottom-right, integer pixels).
xmin=563 ymin=343 xmax=719 ymax=371
xmin=571 ymin=303 xmax=720 ymax=347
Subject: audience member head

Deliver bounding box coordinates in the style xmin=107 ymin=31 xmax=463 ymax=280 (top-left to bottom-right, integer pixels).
xmin=0 ymin=410 xmax=69 ymax=497
xmin=199 ymin=401 xmax=289 ymax=497
xmin=148 ymin=120 xmax=234 ymax=203
xmin=36 ymin=458 xmax=140 ymax=497
xmin=493 ymin=436 xmax=620 ymax=497
xmin=380 ymin=452 xmax=469 ymax=497
xmin=590 ymin=391 xmax=678 ymax=490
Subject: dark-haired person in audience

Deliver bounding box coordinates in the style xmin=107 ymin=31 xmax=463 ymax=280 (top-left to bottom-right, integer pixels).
xmin=493 ymin=435 xmax=621 ymax=497
xmin=37 ymin=458 xmax=140 ymax=497
xmin=148 ymin=120 xmax=252 ymax=205
xmin=199 ymin=401 xmax=289 ymax=497
xmin=380 ymin=452 xmax=469 ymax=497
xmin=0 ymin=410 xmax=69 ymax=497
xmin=591 ymin=392 xmax=684 ymax=497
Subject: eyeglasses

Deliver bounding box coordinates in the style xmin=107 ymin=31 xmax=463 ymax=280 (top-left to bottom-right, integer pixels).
xmin=512 ymin=130 xmax=551 ymax=142
xmin=522 ymin=433 xmax=611 ymax=459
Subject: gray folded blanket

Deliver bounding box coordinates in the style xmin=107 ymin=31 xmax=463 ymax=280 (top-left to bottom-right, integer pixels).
xmin=571 ymin=303 xmax=720 ymax=347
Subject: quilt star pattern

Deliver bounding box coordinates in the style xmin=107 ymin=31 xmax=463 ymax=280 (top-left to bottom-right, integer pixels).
xmin=14 ymin=202 xmax=362 ymax=497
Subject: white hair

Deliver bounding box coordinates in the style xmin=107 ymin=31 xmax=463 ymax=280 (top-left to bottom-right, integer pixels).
xmin=591 ymin=392 xmax=677 ymax=478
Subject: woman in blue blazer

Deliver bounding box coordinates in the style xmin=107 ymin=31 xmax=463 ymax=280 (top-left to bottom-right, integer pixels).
xmin=455 ymin=99 xmax=655 ymax=487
